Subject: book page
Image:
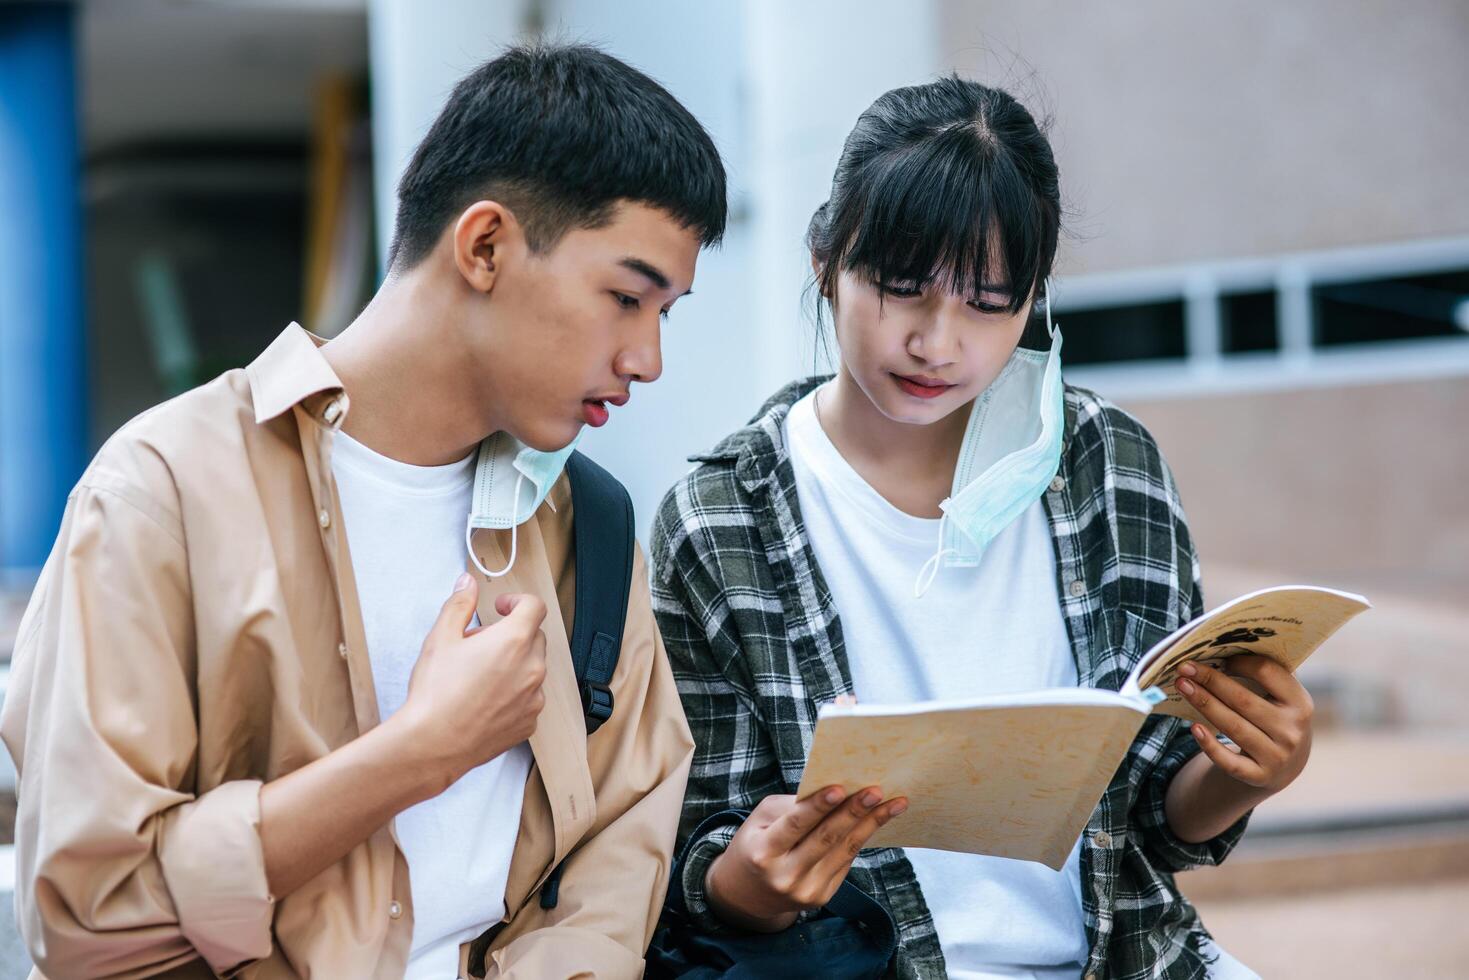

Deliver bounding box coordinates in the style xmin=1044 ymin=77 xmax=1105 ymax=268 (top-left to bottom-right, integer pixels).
xmin=1128 ymin=586 xmax=1370 ymax=722
xmin=796 ymin=692 xmax=1150 ymax=869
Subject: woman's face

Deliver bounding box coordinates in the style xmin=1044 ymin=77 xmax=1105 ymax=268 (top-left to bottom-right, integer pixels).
xmin=828 ymin=264 xmax=1034 ymax=427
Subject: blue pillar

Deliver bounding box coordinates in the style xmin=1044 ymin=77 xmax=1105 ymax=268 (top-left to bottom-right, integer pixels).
xmin=0 ymin=3 xmax=87 ymax=574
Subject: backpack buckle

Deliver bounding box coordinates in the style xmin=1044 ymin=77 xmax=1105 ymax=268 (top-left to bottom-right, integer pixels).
xmin=581 ymin=681 xmax=614 ymax=734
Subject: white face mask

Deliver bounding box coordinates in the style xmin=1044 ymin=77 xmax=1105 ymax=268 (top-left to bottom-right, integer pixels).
xmin=464 ymin=429 xmax=583 ymax=579
xmin=914 ymin=278 xmax=1065 ymax=597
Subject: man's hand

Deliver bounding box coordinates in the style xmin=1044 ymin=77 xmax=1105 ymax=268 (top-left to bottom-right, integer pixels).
xmin=1164 ymin=654 xmax=1314 ymax=844
xmin=705 ymin=786 xmax=907 ymax=933
xmin=394 ymin=572 xmax=549 ymax=785
xmin=262 ymin=572 xmax=549 ymax=900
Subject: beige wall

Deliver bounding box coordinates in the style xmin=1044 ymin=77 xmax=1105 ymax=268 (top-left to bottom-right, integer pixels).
xmin=1121 ymin=376 xmax=1469 ymax=609
xmin=940 ymin=2 xmax=1469 ymax=275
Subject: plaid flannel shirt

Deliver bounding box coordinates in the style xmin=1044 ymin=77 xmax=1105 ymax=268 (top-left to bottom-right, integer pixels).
xmin=649 ymin=376 xmax=1251 ymax=980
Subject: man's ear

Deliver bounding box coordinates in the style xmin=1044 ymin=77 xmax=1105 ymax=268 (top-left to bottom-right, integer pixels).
xmin=452 ymin=200 xmax=520 ymax=294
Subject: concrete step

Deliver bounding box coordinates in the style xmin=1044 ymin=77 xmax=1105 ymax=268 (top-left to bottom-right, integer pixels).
xmin=1179 ymin=732 xmax=1469 ymax=900
xmin=1193 ymin=878 xmax=1469 ymax=978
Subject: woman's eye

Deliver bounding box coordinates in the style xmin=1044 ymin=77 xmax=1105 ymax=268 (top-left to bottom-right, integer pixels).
xmin=878 ymin=282 xmax=922 ymax=298
xmin=611 ymin=292 xmax=640 ymax=310
xmin=968 ymin=300 xmax=1009 ymax=314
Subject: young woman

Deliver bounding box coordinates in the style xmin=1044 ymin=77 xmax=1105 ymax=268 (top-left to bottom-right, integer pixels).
xmin=650 ymin=77 xmax=1313 ymax=979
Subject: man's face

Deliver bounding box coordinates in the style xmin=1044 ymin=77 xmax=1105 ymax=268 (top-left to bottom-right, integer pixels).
xmin=469 ymin=201 xmax=700 ymax=451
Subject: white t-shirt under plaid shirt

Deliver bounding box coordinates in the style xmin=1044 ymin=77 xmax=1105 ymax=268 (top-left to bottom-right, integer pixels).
xmin=785 ymin=387 xmax=1088 ymax=979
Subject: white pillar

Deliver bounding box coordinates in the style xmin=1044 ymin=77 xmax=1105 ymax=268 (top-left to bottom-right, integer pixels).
xmin=367 ymin=0 xmax=531 ymax=271
xmin=742 ymin=0 xmax=941 ymax=393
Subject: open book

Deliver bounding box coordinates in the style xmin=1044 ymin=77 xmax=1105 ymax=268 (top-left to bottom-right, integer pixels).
xmin=795 ymin=585 xmax=1370 ymax=869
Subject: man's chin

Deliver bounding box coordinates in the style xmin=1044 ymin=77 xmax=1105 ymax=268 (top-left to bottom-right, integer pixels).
xmin=513 ymin=419 xmax=584 ymax=454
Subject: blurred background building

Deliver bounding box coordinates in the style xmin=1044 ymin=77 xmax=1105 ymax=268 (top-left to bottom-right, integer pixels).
xmin=1 ymin=0 xmax=1465 ymax=975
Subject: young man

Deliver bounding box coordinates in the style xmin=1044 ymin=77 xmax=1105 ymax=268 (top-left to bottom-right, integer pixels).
xmin=2 ymin=43 xmax=725 ymax=979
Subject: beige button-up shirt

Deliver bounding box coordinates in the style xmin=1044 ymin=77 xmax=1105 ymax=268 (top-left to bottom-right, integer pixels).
xmin=1 ymin=324 xmax=693 ymax=979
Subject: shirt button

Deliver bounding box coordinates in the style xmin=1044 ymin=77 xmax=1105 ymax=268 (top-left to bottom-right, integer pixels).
xmin=388 ymin=900 xmax=403 ymax=919
xmin=1049 ymin=474 xmax=1066 ymax=493
xmin=1068 ymin=579 xmax=1086 ymax=598
xmin=318 ymin=508 xmax=331 ymax=530
xmin=338 ymin=642 xmax=349 ymax=660
xmin=1092 ymin=830 xmax=1113 ymax=848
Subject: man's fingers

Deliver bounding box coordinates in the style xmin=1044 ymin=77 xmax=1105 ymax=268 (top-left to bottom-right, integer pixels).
xmin=788 ymin=786 xmax=884 ymax=868
xmin=428 ymin=573 xmax=480 ymax=646
xmin=767 ymin=786 xmax=848 ymax=852
xmin=495 ymin=593 xmax=548 ymax=635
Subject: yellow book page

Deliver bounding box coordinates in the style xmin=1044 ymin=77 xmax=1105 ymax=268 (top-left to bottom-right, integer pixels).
xmin=796 ymin=696 xmax=1149 ymax=869
xmin=1134 ymin=586 xmax=1371 ymax=723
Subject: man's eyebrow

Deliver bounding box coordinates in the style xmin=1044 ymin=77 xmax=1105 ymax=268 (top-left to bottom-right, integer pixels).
xmin=620 ymin=256 xmax=694 ymax=298
xmin=620 ymin=257 xmax=671 ymax=290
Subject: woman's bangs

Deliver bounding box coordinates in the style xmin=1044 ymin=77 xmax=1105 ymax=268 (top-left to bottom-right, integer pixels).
xmin=838 ymin=131 xmax=1045 ymax=314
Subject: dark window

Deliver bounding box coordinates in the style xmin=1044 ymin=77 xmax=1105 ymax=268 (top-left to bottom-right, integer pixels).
xmin=1221 ymin=290 xmax=1278 ymax=352
xmin=1057 ymin=300 xmax=1186 ymax=366
xmin=88 ymin=146 xmax=308 ymax=444
xmin=1314 ymin=269 xmax=1469 ymax=347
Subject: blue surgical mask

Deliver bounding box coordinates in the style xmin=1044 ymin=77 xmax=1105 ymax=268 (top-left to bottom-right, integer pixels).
xmin=915 ymin=279 xmax=1064 ymax=597
xmin=465 ymin=429 xmax=583 ymax=578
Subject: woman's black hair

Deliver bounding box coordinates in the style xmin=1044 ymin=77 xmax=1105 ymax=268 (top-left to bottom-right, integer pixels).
xmin=808 ymin=74 xmax=1060 ymax=319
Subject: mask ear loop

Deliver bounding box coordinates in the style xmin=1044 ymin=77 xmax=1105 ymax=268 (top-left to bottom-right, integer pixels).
xmin=1043 ymin=276 xmax=1057 ymax=339
xmin=914 ymin=510 xmax=959 ymax=599
xmin=465 ymin=469 xmax=525 ymax=579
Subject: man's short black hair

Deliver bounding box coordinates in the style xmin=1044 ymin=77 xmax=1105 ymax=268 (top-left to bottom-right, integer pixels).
xmin=388 ymin=42 xmax=728 ymax=269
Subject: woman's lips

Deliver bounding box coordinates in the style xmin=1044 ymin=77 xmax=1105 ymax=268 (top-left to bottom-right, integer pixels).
xmin=582 ymin=400 xmax=610 ymax=427
xmin=892 ymin=373 xmax=955 ymax=400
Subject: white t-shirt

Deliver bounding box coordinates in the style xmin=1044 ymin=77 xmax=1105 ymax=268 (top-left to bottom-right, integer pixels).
xmin=785 ymin=388 xmax=1088 ymax=980
xmin=331 ymin=430 xmax=534 ymax=980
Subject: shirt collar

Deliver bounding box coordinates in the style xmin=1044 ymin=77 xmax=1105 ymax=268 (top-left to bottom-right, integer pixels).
xmin=245 ymin=322 xmax=349 ymax=428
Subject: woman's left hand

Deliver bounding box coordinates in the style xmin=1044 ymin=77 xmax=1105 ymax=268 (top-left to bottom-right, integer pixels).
xmin=1175 ymin=654 xmax=1314 ymax=795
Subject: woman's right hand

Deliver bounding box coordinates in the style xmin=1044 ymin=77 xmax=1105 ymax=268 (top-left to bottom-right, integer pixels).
xmin=705 ymin=786 xmax=908 ymax=932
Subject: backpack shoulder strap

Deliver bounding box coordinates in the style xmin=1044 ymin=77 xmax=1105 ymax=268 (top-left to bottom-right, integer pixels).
xmin=564 ymin=451 xmax=634 ymax=735
xmin=524 ymin=452 xmax=636 ymax=918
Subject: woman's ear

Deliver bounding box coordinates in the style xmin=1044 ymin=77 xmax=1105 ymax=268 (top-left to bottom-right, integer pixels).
xmin=452 ymin=200 xmax=518 ymax=293
xmin=810 ymin=251 xmax=831 ymax=299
